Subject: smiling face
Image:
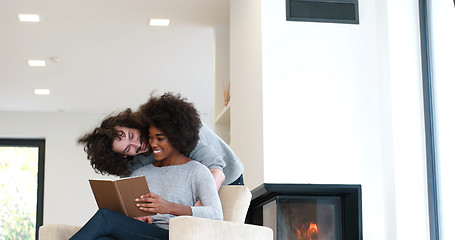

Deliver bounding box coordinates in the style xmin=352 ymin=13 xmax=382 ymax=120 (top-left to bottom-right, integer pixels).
xmin=148 ymin=125 xmax=180 ymax=162
xmin=112 ymin=126 xmax=150 ymax=156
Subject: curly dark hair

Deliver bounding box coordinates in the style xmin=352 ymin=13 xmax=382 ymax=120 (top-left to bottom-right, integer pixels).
xmin=77 ymin=108 xmax=148 ymax=176
xmin=138 ymin=92 xmax=202 ymax=155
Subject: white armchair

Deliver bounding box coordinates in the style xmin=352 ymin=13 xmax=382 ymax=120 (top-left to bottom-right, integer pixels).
xmin=39 ymin=185 xmax=273 ymax=240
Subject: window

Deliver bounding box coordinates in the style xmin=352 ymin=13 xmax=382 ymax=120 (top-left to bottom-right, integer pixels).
xmin=420 ymin=1 xmax=455 ymax=239
xmin=0 ymin=139 xmax=45 ymax=240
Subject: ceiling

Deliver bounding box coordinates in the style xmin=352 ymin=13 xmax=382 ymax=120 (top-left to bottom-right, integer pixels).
xmin=0 ymin=0 xmax=229 ymax=115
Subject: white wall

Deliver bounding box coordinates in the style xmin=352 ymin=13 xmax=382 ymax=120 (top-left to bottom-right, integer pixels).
xmin=230 ymin=0 xmax=429 ymax=239
xmin=230 ymin=0 xmax=264 ymax=189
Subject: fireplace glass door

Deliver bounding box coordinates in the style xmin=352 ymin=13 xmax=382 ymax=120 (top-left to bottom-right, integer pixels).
xmin=267 ymin=195 xmax=342 ymax=240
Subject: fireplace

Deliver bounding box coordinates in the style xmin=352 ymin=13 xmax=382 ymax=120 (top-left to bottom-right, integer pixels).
xmin=246 ymin=184 xmax=362 ymax=240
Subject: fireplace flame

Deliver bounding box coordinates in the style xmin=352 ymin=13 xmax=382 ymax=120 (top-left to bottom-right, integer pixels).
xmin=307 ymin=222 xmax=318 ymax=235
xmin=294 ymin=222 xmax=318 ymax=240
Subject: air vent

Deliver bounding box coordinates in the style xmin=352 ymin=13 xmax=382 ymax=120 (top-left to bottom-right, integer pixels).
xmin=286 ymin=0 xmax=359 ymax=24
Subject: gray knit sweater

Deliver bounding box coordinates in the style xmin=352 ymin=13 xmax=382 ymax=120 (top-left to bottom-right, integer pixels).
xmin=130 ymin=160 xmax=223 ymax=230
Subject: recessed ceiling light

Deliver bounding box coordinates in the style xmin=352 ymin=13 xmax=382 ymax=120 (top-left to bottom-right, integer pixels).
xmin=34 ymin=89 xmax=51 ymax=95
xmin=28 ymin=60 xmax=46 ymax=67
xmin=149 ymin=19 xmax=170 ymax=26
xmin=18 ymin=14 xmax=40 ymax=22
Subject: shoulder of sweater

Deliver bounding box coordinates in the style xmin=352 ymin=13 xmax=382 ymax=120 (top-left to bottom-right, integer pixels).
xmin=186 ymin=161 xmax=212 ymax=173
xmin=186 ymin=160 xmax=206 ymax=168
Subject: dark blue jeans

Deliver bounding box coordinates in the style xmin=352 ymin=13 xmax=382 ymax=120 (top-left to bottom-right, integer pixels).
xmin=229 ymin=174 xmax=244 ymax=185
xmin=69 ymin=208 xmax=169 ymax=240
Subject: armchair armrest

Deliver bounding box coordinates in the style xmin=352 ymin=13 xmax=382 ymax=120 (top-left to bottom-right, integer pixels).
xmin=39 ymin=217 xmax=273 ymax=240
xmin=169 ymin=216 xmax=273 ymax=240
xmin=39 ymin=224 xmax=81 ymax=240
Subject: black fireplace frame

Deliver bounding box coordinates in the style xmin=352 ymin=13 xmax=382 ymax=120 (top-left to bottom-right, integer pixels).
xmin=246 ymin=183 xmax=363 ymax=240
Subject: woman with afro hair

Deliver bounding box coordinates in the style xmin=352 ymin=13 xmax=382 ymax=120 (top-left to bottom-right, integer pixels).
xmin=70 ymin=92 xmax=223 ymax=240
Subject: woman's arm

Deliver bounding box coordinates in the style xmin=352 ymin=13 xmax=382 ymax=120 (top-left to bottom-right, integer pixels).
xmin=210 ymin=168 xmax=225 ymax=191
xmin=190 ymin=165 xmax=223 ymax=220
xmin=193 ymin=168 xmax=225 ymax=206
